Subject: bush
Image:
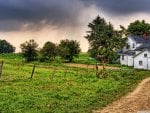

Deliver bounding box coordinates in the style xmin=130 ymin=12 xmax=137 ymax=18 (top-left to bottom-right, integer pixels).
xmin=40 ymin=41 xmax=58 ymax=61
xmin=0 ymin=39 xmax=15 ymax=53
xmin=58 ymin=39 xmax=81 ymax=62
xmin=20 ymin=40 xmax=38 ymax=62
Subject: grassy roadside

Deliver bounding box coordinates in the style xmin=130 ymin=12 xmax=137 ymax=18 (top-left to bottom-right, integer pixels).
xmin=0 ymin=54 xmax=149 ymax=113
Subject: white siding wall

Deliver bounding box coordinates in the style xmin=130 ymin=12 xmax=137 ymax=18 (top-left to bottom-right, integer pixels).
xmin=120 ymin=55 xmax=133 ymax=66
xmin=120 ymin=55 xmax=128 ymax=65
xmin=122 ymin=36 xmax=142 ymax=52
xmin=136 ymin=43 xmax=142 ymax=48
xmin=135 ymin=51 xmax=141 ymax=54
xmin=134 ymin=51 xmax=150 ymax=70
xmin=127 ymin=56 xmax=134 ymax=66
xmin=128 ymin=37 xmax=136 ymax=50
xmin=122 ymin=38 xmax=136 ymax=51
xmin=148 ymin=58 xmax=150 ymax=70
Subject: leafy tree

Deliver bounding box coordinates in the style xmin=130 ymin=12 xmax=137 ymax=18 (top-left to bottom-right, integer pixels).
xmin=0 ymin=39 xmax=15 ymax=54
xmin=40 ymin=41 xmax=58 ymax=61
xmin=127 ymin=20 xmax=150 ymax=36
xmin=85 ymin=16 xmax=125 ymax=63
xmin=58 ymin=39 xmax=81 ymax=62
xmin=20 ymin=40 xmax=38 ymax=62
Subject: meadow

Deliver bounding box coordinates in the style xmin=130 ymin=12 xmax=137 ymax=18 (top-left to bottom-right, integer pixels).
xmin=0 ymin=53 xmax=149 ymax=113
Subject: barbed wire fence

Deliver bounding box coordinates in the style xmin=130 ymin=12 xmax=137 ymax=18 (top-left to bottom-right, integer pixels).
xmin=0 ymin=60 xmax=136 ymax=81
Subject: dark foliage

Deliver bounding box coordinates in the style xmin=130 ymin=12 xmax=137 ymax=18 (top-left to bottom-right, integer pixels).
xmin=40 ymin=41 xmax=58 ymax=61
xmin=58 ymin=39 xmax=81 ymax=62
xmin=20 ymin=40 xmax=38 ymax=62
xmin=127 ymin=20 xmax=150 ymax=36
xmin=0 ymin=39 xmax=15 ymax=54
xmin=85 ymin=16 xmax=125 ymax=63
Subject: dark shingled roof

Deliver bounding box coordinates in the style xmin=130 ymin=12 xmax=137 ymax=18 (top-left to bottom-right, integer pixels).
xmin=129 ymin=35 xmax=150 ymax=44
xmin=135 ymin=44 xmax=150 ymax=51
xmin=121 ymin=50 xmax=136 ymax=56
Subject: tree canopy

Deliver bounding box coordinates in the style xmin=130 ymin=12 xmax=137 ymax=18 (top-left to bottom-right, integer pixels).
xmin=20 ymin=39 xmax=38 ymax=62
xmin=127 ymin=20 xmax=150 ymax=36
xmin=58 ymin=39 xmax=81 ymax=62
xmin=85 ymin=16 xmax=125 ymax=63
xmin=0 ymin=39 xmax=15 ymax=54
xmin=40 ymin=41 xmax=58 ymax=61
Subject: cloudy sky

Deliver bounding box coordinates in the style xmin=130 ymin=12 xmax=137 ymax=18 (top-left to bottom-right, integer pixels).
xmin=0 ymin=0 xmax=150 ymax=52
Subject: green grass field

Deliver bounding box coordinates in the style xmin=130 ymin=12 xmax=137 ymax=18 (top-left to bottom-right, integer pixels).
xmin=0 ymin=53 xmax=149 ymax=113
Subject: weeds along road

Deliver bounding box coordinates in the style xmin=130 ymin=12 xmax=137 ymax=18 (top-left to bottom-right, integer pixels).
xmin=94 ymin=77 xmax=150 ymax=113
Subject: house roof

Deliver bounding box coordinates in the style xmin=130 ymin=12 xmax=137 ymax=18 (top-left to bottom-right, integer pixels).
xmin=133 ymin=50 xmax=145 ymax=58
xmin=121 ymin=50 xmax=136 ymax=56
xmin=135 ymin=44 xmax=150 ymax=51
xmin=119 ymin=35 xmax=150 ymax=57
xmin=133 ymin=49 xmax=150 ymax=58
xmin=129 ymin=35 xmax=150 ymax=44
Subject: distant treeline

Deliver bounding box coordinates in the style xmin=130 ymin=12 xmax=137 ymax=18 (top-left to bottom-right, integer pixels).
xmin=1 ymin=15 xmax=150 ymax=63
xmin=0 ymin=39 xmax=81 ymax=62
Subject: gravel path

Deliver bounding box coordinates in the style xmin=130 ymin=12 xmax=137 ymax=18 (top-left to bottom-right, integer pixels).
xmin=94 ymin=77 xmax=150 ymax=113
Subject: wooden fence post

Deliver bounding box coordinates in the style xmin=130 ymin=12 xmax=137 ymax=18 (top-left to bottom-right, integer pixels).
xmin=120 ymin=64 xmax=123 ymax=76
xmin=0 ymin=61 xmax=4 ymax=78
xmin=64 ymin=68 xmax=68 ymax=77
xmin=86 ymin=64 xmax=89 ymax=75
xmin=76 ymin=67 xmax=79 ymax=76
xmin=95 ymin=62 xmax=99 ymax=78
xmin=51 ymin=67 xmax=56 ymax=80
xmin=30 ymin=64 xmax=36 ymax=79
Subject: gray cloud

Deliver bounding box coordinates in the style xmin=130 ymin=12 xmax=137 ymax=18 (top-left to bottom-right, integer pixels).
xmin=1 ymin=0 xmax=150 ymax=31
xmin=1 ymin=0 xmax=150 ymax=52
xmin=0 ymin=0 xmax=84 ymax=31
xmin=81 ymin=0 xmax=150 ymax=15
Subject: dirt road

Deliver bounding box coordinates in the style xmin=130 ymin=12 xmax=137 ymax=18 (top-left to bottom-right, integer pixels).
xmin=64 ymin=63 xmax=119 ymax=70
xmin=94 ymin=77 xmax=150 ymax=113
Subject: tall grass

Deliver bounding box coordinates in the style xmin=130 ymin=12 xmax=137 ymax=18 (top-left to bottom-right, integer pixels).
xmin=0 ymin=53 xmax=149 ymax=113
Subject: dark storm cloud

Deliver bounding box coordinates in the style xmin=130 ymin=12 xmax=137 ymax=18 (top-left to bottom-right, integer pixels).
xmin=1 ymin=0 xmax=150 ymax=31
xmin=0 ymin=0 xmax=83 ymax=31
xmin=81 ymin=0 xmax=150 ymax=15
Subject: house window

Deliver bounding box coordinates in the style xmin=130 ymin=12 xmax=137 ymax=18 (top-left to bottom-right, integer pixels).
xmin=139 ymin=61 xmax=143 ymax=66
xmin=144 ymin=54 xmax=147 ymax=57
xmin=126 ymin=44 xmax=130 ymax=49
xmin=122 ymin=55 xmax=124 ymax=60
xmin=133 ymin=43 xmax=135 ymax=48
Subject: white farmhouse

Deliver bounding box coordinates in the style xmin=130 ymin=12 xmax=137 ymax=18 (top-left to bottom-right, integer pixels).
xmin=120 ymin=35 xmax=150 ymax=70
